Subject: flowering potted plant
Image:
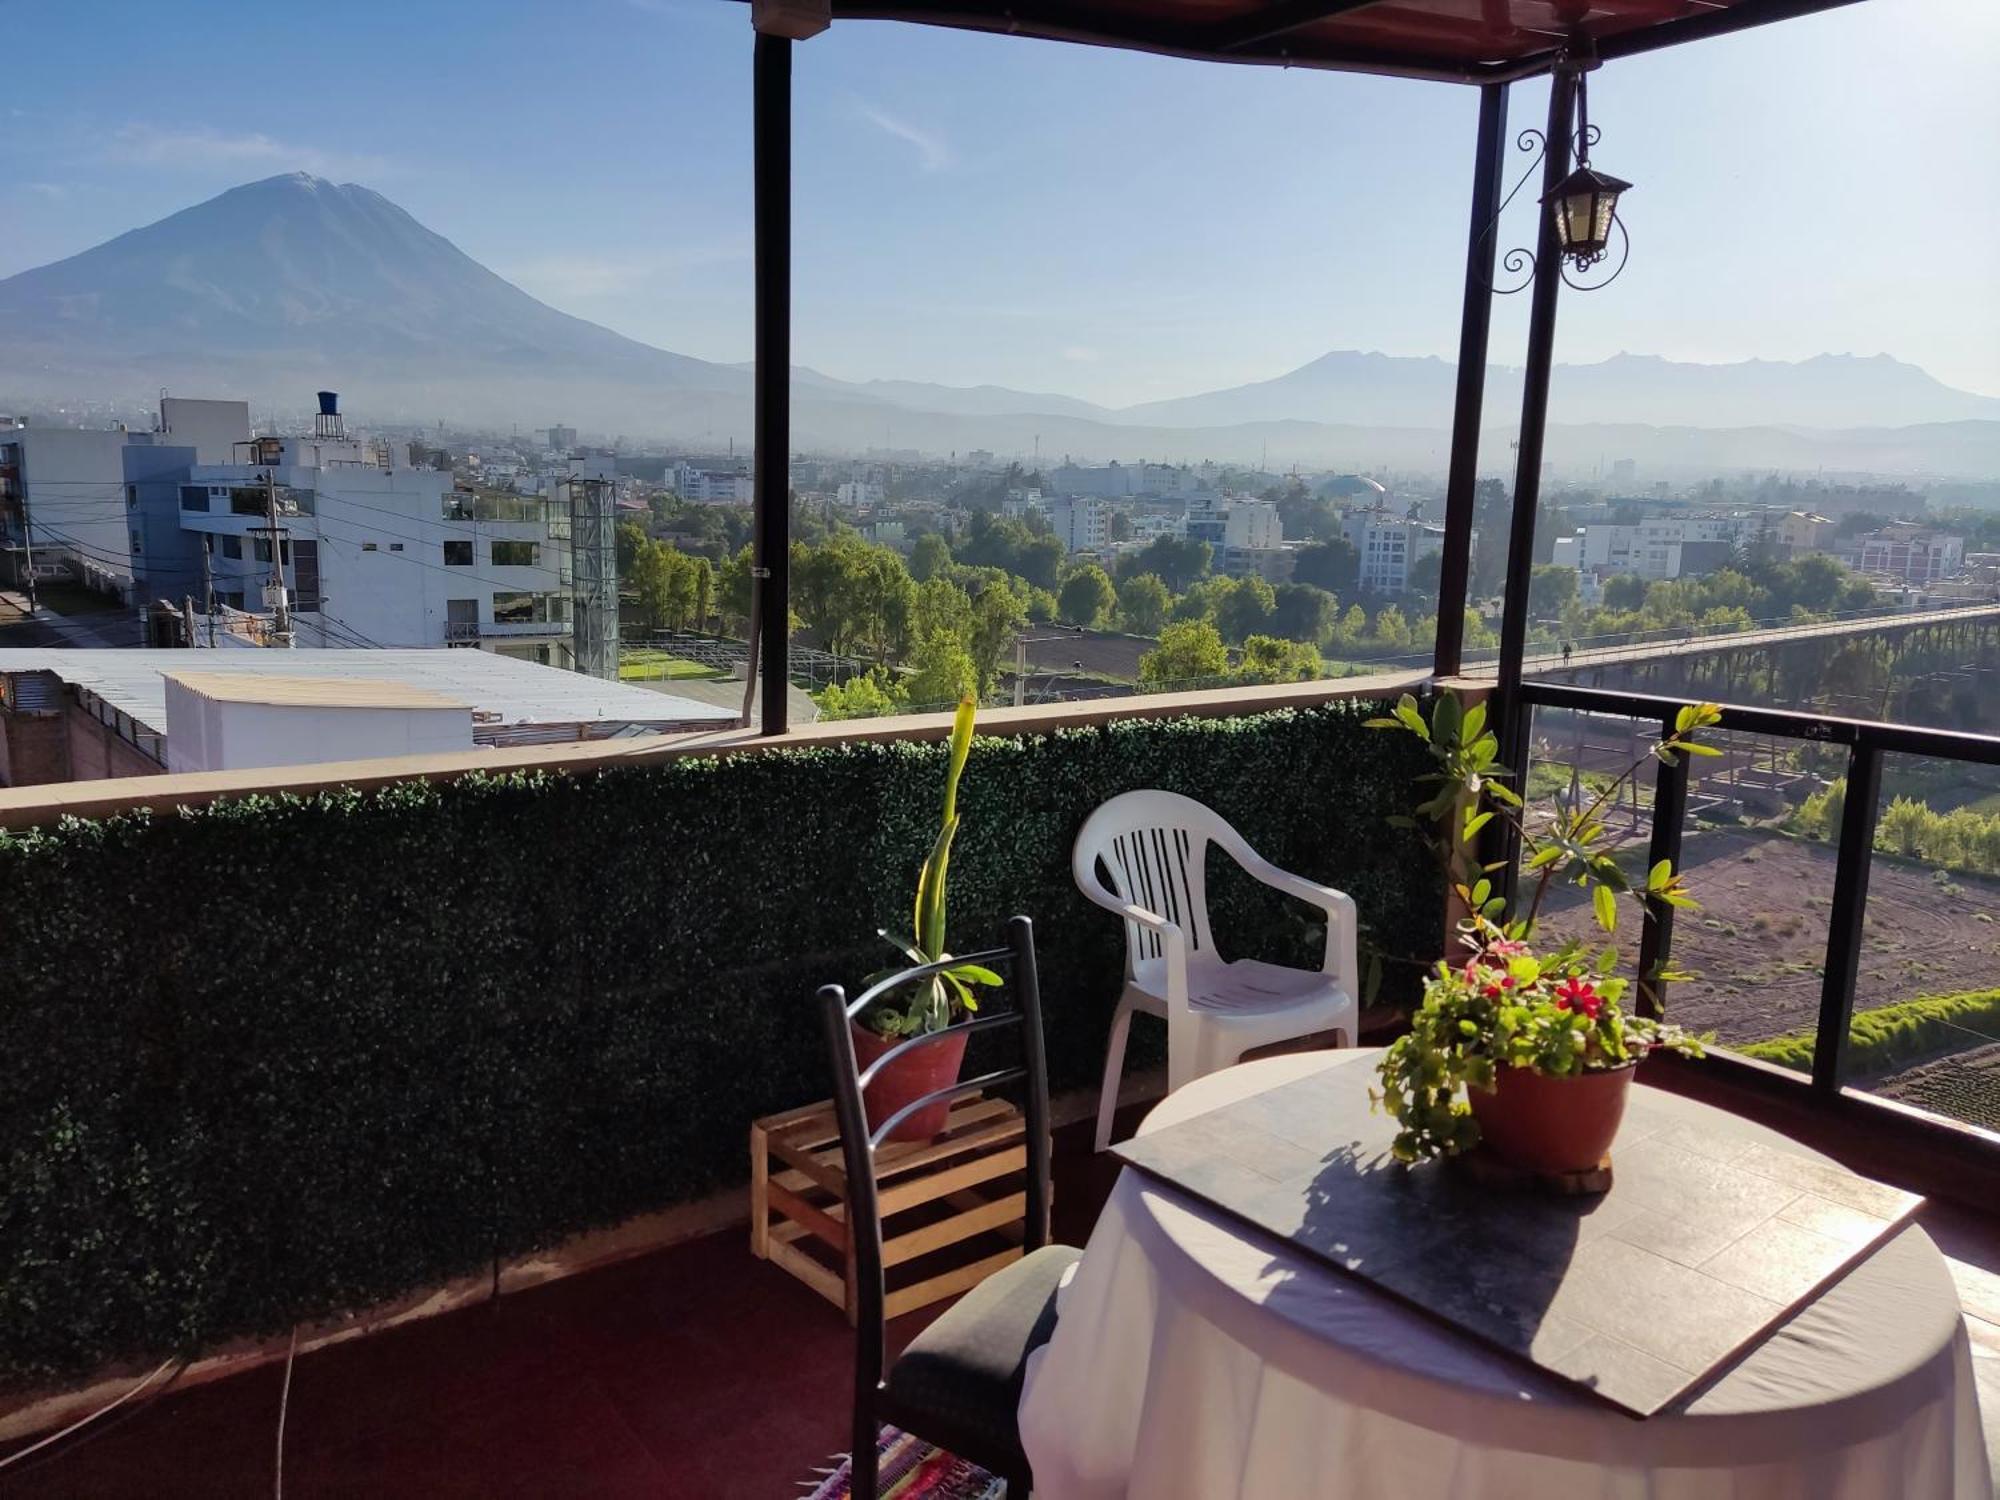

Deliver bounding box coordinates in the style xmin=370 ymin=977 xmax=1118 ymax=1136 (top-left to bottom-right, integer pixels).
xmin=1367 ymin=691 xmax=1718 ymax=1173
xmin=853 ymin=696 xmax=1003 ymax=1141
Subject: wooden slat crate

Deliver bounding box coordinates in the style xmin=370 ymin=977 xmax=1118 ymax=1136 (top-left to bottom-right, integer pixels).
xmin=750 ymin=1093 xmax=1035 ymax=1323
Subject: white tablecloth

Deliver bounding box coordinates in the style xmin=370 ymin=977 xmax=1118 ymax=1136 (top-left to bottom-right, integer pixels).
xmin=1020 ymin=1050 xmax=1992 ymax=1499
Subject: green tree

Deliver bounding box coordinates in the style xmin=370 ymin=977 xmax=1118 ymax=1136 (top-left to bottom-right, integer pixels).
xmin=1016 ymin=535 xmax=1065 ymax=593
xmin=1528 ymin=564 xmax=1579 ymax=617
xmin=632 ymin=540 xmax=688 ymax=636
xmin=913 ymin=577 xmax=973 ymax=644
xmin=690 ymin=557 xmax=714 ymax=635
xmin=1213 ymin=575 xmax=1276 ymax=644
xmin=1057 ymin=565 xmax=1116 ymax=628
xmin=909 ymin=532 xmax=952 ymax=582
xmin=1236 ymin=634 xmax=1324 ymax=683
xmin=1292 ymin=538 xmax=1359 ymax=596
xmin=902 ymin=629 xmax=979 ymax=709
xmin=717 ymin=546 xmax=754 ymax=632
xmin=816 ymin=669 xmax=902 ymax=721
xmin=1270 ymin=582 xmax=1336 ymax=645
xmin=1373 ymin=605 xmax=1412 ymax=650
xmin=1406 ymin=549 xmax=1444 ymax=601
xmin=1119 ymin=535 xmax=1212 ymax=593
xmin=616 ymin=519 xmax=649 ymax=575
xmin=1117 ymin=573 xmax=1172 ymax=635
xmin=1139 ymin=619 xmax=1229 ymax=687
xmin=1469 ymin=479 xmax=1514 ymax=599
xmin=663 ymin=547 xmax=697 ymax=630
xmin=1600 ymin=573 xmax=1647 ymax=611
xmin=968 ymin=579 xmax=1028 ymax=692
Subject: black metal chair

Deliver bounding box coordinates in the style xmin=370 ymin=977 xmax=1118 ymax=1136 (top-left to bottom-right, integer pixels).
xmin=817 ymin=914 xmax=1080 ymax=1500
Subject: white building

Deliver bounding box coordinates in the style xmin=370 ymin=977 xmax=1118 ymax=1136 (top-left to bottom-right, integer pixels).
xmin=1838 ymin=524 xmax=1966 ymax=586
xmin=1186 ymin=496 xmax=1278 ymax=546
xmin=1000 ymin=489 xmax=1046 ymax=521
xmin=1341 ymin=510 xmax=1447 ymax=595
xmin=675 ymin=462 xmax=754 ymax=505
xmin=1223 ymin=500 xmax=1282 ymax=552
xmin=1564 ymin=514 xmax=1753 ymax=582
xmin=835 ymin=479 xmax=885 ymax=508
xmin=176 ymin=430 xmax=579 ymax=666
xmin=1047 ymin=496 xmax=1110 ymax=553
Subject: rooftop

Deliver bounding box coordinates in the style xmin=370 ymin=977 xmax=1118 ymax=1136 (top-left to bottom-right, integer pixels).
xmin=0 ymin=648 xmax=737 ymax=743
xmin=162 ymin=672 xmax=471 ymax=712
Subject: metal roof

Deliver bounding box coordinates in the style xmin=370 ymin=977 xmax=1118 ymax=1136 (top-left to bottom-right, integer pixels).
xmin=163 ymin=672 xmax=474 ymax=711
xmin=0 ymin=650 xmax=738 ymax=741
xmin=794 ymin=0 xmax=1869 ymax=83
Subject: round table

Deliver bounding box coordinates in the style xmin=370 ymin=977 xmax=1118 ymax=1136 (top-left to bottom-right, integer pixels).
xmin=1019 ymin=1050 xmax=1992 ymax=1499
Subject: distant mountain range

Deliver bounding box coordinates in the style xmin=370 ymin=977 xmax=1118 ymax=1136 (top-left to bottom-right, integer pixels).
xmin=3 ymin=173 xmax=1997 ymax=477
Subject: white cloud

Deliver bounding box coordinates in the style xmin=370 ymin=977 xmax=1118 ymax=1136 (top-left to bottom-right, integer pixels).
xmin=855 ymin=104 xmax=952 ymax=172
xmin=105 ymin=124 xmax=393 ymax=182
xmin=1061 ymin=345 xmax=1102 ymax=363
xmin=25 ymin=182 xmax=70 ymax=200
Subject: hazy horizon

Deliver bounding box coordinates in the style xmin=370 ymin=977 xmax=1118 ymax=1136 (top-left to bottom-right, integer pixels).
xmin=5 ymin=0 xmax=1997 ymax=409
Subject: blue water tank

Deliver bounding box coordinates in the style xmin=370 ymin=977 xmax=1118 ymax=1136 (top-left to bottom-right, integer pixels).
xmin=316 ymin=391 xmax=339 ymax=417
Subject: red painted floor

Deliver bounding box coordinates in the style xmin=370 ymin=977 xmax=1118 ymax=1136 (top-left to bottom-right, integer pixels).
xmin=0 ymin=1116 xmax=1129 ymax=1500
xmin=6 ymin=1099 xmax=1995 ymax=1498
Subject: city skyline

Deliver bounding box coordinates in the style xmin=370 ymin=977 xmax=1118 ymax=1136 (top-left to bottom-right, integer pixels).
xmin=4 ymin=0 xmax=1997 ymax=411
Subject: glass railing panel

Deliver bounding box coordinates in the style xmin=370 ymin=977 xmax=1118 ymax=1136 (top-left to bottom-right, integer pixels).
xmin=1840 ymin=754 xmax=2000 ymax=1131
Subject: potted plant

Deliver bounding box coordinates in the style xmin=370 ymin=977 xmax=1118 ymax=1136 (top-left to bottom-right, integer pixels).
xmin=1366 ymin=691 xmax=1718 ymax=1174
xmin=852 ymin=696 xmax=1004 ymax=1142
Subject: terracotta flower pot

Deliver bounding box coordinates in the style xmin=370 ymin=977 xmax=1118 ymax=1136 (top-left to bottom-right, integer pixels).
xmin=851 ymin=1024 xmax=969 ymax=1144
xmin=1467 ymin=1062 xmax=1636 ymax=1175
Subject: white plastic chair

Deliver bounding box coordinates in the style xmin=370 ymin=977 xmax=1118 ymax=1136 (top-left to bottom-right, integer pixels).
xmin=1072 ymin=789 xmax=1360 ymax=1151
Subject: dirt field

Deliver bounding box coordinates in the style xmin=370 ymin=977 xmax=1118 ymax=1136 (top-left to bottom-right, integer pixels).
xmin=1020 ymin=630 xmax=1150 ymax=680
xmin=1539 ymin=827 xmax=2000 ymax=1047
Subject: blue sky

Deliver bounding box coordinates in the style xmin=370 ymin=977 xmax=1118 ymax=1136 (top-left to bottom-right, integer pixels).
xmin=5 ymin=0 xmax=1997 ymax=408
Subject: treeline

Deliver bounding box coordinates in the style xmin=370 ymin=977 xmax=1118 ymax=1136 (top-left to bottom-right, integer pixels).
xmin=1797 ymin=780 xmax=2000 ymax=876
xmin=1532 ymin=554 xmax=1877 ymax=650
xmin=619 ymin=514 xmax=1484 ymax=721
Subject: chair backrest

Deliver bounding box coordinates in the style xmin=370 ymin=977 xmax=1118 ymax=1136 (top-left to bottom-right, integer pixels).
xmin=1072 ymin=789 xmax=1246 ymax=971
xmin=815 ymin=915 xmax=1052 ymax=1388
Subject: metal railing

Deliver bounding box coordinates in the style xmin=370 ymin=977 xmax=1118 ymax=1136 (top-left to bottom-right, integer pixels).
xmin=1516 ymin=679 xmax=2000 ymax=1155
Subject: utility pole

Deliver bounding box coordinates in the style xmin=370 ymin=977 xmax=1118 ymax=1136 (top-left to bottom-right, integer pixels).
xmin=260 ymin=470 xmax=294 ymax=648
xmin=200 ymin=537 xmax=217 ymax=647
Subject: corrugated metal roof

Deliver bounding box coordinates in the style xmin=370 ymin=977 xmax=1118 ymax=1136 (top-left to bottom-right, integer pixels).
xmin=0 ymin=650 xmax=737 ymax=739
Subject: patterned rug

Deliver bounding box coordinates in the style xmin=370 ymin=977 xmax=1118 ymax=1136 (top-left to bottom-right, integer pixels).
xmin=800 ymin=1427 xmax=1004 ymax=1499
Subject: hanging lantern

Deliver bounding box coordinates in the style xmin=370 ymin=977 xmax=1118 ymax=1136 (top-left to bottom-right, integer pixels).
xmin=1545 ymin=164 xmax=1631 ymax=270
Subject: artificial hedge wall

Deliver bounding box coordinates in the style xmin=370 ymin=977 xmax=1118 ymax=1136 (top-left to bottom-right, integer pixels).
xmin=0 ymin=698 xmax=1435 ymax=1384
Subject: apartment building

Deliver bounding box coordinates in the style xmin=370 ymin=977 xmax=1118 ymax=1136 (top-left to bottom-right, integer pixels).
xmin=1047 ymin=496 xmax=1110 ymax=553
xmin=674 ymin=462 xmax=754 ymax=505
xmin=4 ymin=395 xmax=606 ymax=671
xmin=1340 ymin=509 xmax=1445 ymax=595
xmin=1553 ymin=514 xmax=1752 ymax=582
xmin=1837 ymin=523 xmax=1966 ymax=586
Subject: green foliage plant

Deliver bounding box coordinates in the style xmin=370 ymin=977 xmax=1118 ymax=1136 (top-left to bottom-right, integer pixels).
xmin=860 ymin=697 xmax=1003 ymax=1037
xmin=1365 ymin=691 xmax=1716 ymax=1161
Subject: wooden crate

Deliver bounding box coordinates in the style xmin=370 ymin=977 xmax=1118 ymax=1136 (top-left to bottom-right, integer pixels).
xmin=750 ymin=1093 xmax=1035 ymax=1323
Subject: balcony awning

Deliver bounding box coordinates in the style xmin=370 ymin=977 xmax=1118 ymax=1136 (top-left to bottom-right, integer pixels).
xmin=806 ymin=0 xmax=1867 ymax=83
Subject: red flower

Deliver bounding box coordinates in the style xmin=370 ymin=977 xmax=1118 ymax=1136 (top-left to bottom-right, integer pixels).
xmin=1553 ymin=976 xmax=1603 ymax=1019
xmin=1485 ymin=938 xmax=1530 ymax=959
